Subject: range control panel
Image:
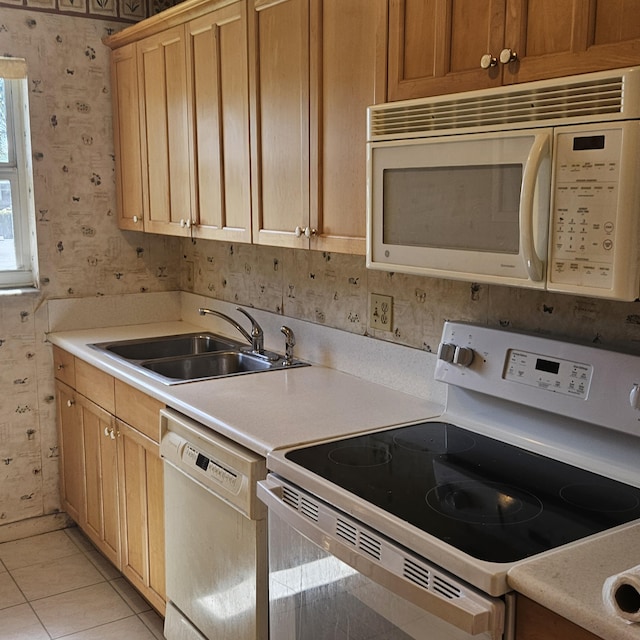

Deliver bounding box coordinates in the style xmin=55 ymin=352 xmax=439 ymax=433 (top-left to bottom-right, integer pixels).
xmin=504 ymin=349 xmax=593 ymax=398
xmin=434 ymin=322 xmax=640 ymax=438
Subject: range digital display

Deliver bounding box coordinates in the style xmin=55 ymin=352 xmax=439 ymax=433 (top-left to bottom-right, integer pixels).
xmin=535 ymin=358 xmax=560 ymax=375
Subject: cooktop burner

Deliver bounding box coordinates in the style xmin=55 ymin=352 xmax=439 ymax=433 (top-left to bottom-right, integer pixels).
xmin=285 ymin=422 xmax=640 ymax=563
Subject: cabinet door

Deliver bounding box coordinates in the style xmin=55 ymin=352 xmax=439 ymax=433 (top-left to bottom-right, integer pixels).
xmin=249 ymin=0 xmax=310 ymax=249
xmin=387 ymin=0 xmax=506 ymax=100
xmin=515 ymin=595 xmax=602 ymax=640
xmin=79 ymin=395 xmax=120 ymax=567
xmin=111 ymin=43 xmax=144 ymax=231
xmin=55 ymin=381 xmax=84 ymax=524
xmin=187 ymin=2 xmax=252 ymax=243
xmin=118 ymin=420 xmax=166 ymax=615
xmin=309 ymin=0 xmax=386 ymax=255
xmin=504 ymin=0 xmax=640 ymax=84
xmin=138 ymin=26 xmax=192 ymax=236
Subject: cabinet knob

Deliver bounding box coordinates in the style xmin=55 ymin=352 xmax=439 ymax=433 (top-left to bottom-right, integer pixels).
xmin=295 ymin=226 xmax=317 ymax=238
xmin=66 ymin=399 xmax=75 ymax=407
xmin=132 ymin=215 xmax=139 ymax=224
xmin=57 ymin=363 xmax=65 ymax=370
xmin=480 ymin=53 xmax=497 ymax=69
xmin=499 ymin=48 xmax=518 ymax=64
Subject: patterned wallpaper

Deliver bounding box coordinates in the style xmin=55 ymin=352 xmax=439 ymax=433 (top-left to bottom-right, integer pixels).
xmin=0 ymin=9 xmax=179 ymax=531
xmin=0 ymin=0 xmax=183 ymax=23
xmin=180 ymin=239 xmax=640 ymax=357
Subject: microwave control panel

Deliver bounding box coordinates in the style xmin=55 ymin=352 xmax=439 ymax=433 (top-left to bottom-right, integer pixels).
xmin=549 ymin=127 xmax=623 ymax=290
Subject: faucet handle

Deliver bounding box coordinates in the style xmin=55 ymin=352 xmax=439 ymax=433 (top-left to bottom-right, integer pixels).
xmin=236 ymin=307 xmax=264 ymax=353
xmin=281 ymin=326 xmax=296 ymax=365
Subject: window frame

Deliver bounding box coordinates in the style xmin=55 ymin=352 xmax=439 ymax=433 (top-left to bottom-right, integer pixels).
xmin=0 ymin=58 xmax=39 ymax=291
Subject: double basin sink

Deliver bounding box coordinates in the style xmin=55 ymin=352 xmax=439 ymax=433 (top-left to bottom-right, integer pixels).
xmin=91 ymin=332 xmax=307 ymax=385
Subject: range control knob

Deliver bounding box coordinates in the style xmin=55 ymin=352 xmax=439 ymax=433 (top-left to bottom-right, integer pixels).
xmin=630 ymin=384 xmax=640 ymax=411
xmin=437 ymin=342 xmax=456 ymax=363
xmin=453 ymin=346 xmax=475 ymax=367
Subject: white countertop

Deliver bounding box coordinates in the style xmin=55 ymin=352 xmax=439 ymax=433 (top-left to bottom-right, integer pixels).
xmin=48 ymin=321 xmax=442 ymax=456
xmin=508 ymin=523 xmax=640 ymax=640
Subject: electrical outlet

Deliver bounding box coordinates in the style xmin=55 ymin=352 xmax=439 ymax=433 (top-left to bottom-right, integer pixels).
xmin=369 ymin=293 xmax=393 ymax=331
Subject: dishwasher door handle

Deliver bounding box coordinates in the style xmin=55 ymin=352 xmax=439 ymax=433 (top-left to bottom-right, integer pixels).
xmin=257 ymin=476 xmax=505 ymax=640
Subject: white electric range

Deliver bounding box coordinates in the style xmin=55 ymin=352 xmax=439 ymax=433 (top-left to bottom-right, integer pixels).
xmin=258 ymin=321 xmax=640 ymax=640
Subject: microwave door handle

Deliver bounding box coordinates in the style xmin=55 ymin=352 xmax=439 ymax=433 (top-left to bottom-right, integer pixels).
xmin=520 ymin=133 xmax=550 ymax=281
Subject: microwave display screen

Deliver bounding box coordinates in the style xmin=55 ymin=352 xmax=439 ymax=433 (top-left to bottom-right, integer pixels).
xmin=383 ymin=164 xmax=522 ymax=253
xmin=573 ymin=135 xmax=605 ymax=151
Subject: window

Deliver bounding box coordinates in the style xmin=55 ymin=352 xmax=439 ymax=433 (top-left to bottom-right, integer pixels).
xmin=0 ymin=57 xmax=38 ymax=290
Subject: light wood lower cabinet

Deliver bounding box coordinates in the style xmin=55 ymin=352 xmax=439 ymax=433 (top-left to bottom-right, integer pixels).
xmin=515 ymin=595 xmax=602 ymax=640
xmin=79 ymin=394 xmax=120 ymax=567
xmin=54 ymin=346 xmax=166 ymax=614
xmin=118 ymin=419 xmax=166 ymax=613
xmin=55 ymin=381 xmax=83 ymax=524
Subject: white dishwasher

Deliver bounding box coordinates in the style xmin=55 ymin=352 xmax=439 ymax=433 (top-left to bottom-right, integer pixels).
xmin=159 ymin=408 xmax=267 ymax=640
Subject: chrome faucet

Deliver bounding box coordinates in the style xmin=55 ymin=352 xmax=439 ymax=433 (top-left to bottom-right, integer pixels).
xmin=198 ymin=307 xmax=264 ymax=355
xmin=280 ymin=326 xmax=296 ymax=366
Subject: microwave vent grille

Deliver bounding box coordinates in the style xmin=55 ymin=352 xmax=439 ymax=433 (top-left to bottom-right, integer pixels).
xmin=369 ymin=72 xmax=631 ymax=139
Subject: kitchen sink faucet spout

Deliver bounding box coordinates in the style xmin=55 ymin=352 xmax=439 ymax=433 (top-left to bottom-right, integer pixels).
xmin=198 ymin=307 xmax=265 ymax=355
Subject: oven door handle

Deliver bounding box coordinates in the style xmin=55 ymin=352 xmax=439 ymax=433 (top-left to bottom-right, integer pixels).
xmin=257 ymin=476 xmax=506 ymax=640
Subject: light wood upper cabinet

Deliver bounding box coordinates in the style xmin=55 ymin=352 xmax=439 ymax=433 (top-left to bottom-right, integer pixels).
xmin=504 ymin=0 xmax=640 ymax=84
xmin=111 ymin=43 xmax=144 ymax=231
xmin=388 ymin=0 xmax=640 ymax=101
xmin=249 ymin=0 xmax=309 ymax=250
xmin=109 ymin=1 xmax=252 ymax=241
xmin=310 ymin=0 xmax=387 ymax=255
xmin=388 ymin=0 xmax=506 ymax=100
xmin=137 ymin=26 xmax=193 ymax=236
xmin=249 ymin=0 xmax=386 ymax=254
xmin=187 ymin=2 xmax=252 ymax=242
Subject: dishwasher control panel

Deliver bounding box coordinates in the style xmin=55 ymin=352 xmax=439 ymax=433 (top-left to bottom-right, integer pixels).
xmin=183 ymin=443 xmax=242 ymax=494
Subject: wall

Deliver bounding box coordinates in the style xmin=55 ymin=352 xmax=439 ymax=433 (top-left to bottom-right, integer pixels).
xmin=181 ymin=239 xmax=640 ymax=356
xmin=0 ymin=8 xmax=180 ymax=535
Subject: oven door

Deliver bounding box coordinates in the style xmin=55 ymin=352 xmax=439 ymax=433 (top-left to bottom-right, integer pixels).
xmin=258 ymin=475 xmax=509 ymax=640
xmin=367 ymin=129 xmax=551 ymax=289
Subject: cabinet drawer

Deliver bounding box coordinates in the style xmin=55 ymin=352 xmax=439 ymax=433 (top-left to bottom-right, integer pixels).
xmin=115 ymin=379 xmax=164 ymax=443
xmin=75 ymin=359 xmax=116 ymax=414
xmin=53 ymin=346 xmax=76 ymax=386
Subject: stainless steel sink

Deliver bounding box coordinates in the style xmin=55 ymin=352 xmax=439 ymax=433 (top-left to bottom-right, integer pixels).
xmin=93 ymin=332 xmax=241 ymax=361
xmin=90 ymin=332 xmax=308 ymax=384
xmin=142 ymin=351 xmax=275 ymax=382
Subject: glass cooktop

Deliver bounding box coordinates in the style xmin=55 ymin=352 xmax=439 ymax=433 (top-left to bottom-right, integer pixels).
xmin=285 ymin=422 xmax=640 ymax=563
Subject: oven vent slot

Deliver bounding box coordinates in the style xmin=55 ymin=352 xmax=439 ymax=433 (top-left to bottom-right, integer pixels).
xmin=368 ymin=67 xmax=640 ymax=140
xmin=335 ymin=518 xmax=382 ymax=560
xmin=403 ymin=559 xmax=430 ymax=589
xmin=433 ymin=574 xmax=463 ymax=600
xmin=403 ymin=559 xmax=462 ymax=600
xmin=282 ymin=486 xmax=319 ymax=522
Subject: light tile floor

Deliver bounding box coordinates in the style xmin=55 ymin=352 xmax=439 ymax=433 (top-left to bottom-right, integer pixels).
xmin=0 ymin=527 xmax=164 ymax=639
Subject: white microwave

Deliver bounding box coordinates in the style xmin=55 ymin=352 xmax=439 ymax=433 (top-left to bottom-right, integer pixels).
xmin=366 ymin=67 xmax=640 ymax=300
